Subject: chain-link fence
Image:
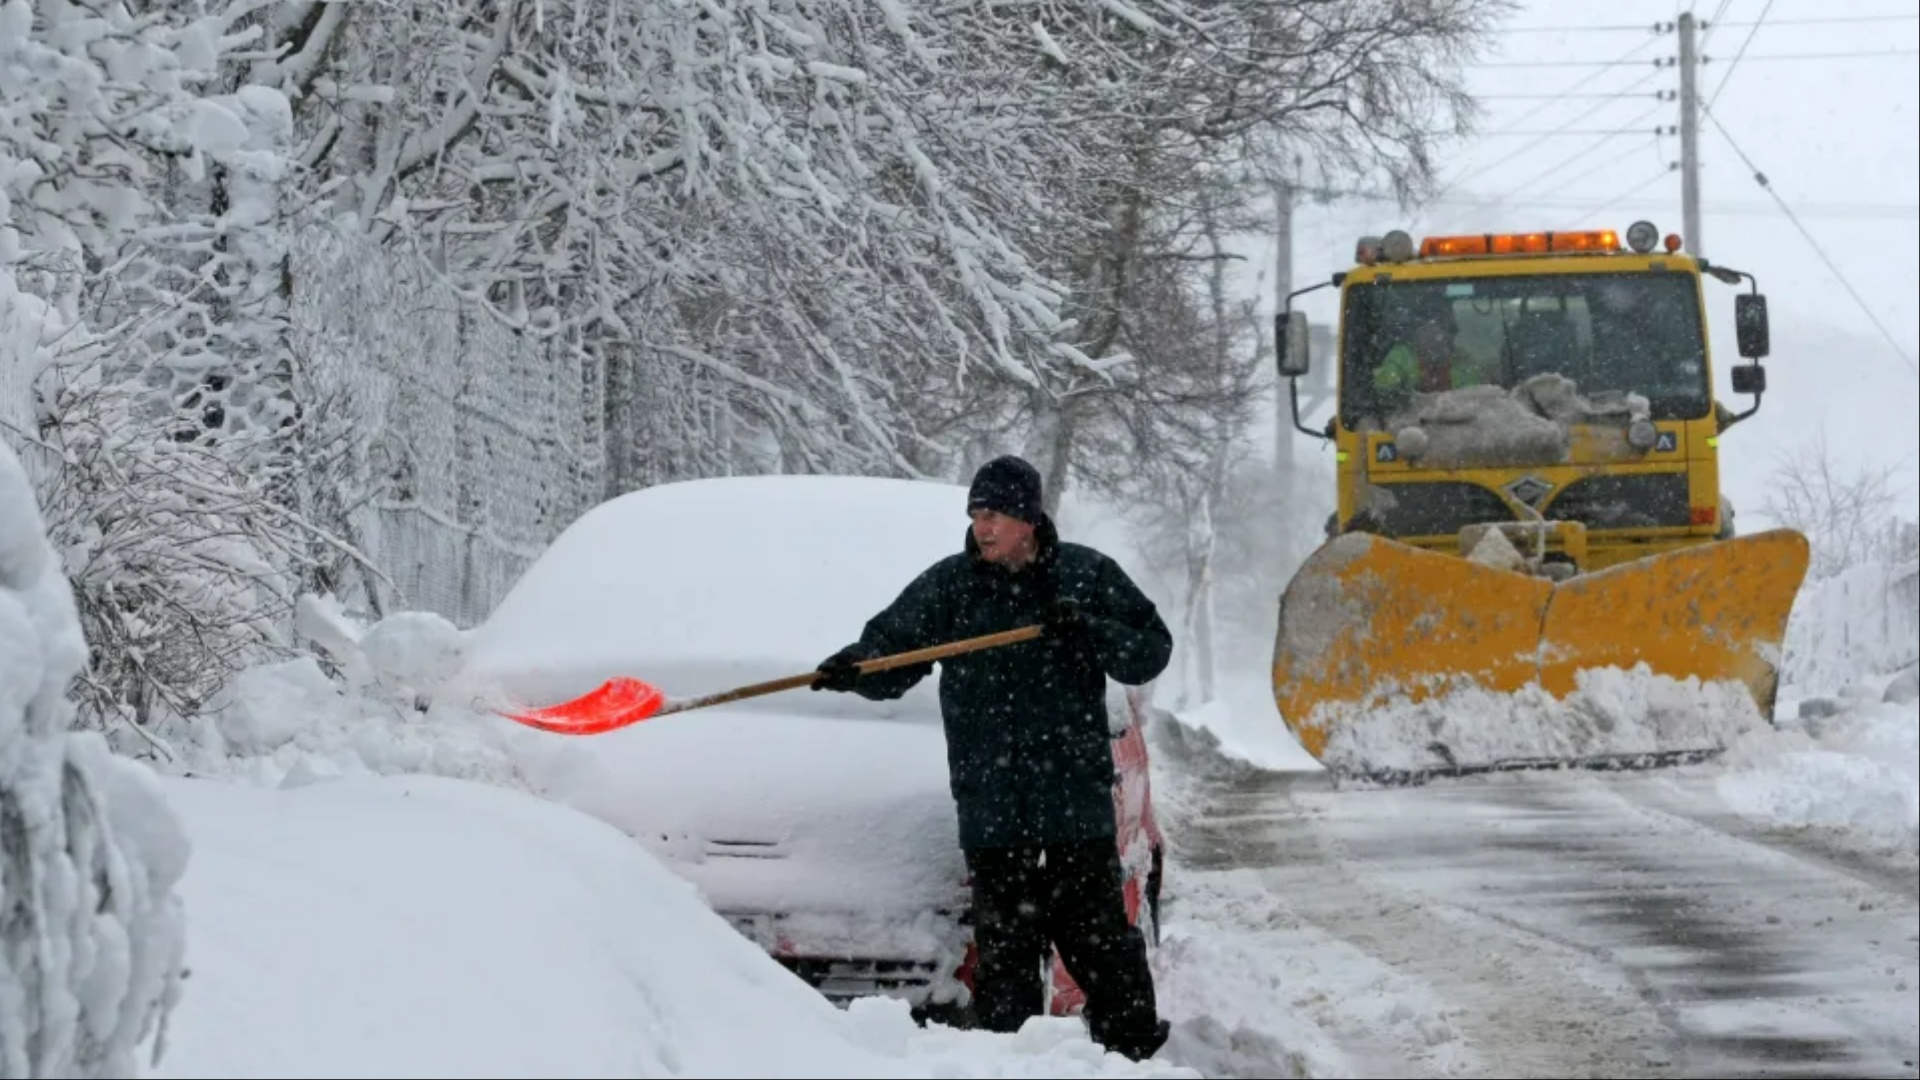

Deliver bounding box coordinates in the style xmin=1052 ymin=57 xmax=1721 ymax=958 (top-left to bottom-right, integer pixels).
xmin=290 ymin=225 xmax=605 ymax=627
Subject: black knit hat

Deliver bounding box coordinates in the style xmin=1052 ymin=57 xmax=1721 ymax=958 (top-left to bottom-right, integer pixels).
xmin=967 ymin=455 xmax=1044 ymax=524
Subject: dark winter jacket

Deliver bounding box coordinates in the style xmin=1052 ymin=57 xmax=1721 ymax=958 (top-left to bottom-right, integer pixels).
xmin=830 ymin=514 xmax=1172 ymax=850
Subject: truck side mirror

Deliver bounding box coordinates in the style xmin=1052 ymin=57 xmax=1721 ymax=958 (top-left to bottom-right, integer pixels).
xmin=1731 ymin=363 xmax=1766 ymax=395
xmin=1278 ymin=311 xmax=1311 ymax=377
xmin=1735 ymin=293 xmax=1769 ymax=359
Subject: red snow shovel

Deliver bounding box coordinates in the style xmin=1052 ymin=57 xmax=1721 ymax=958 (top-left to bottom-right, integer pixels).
xmin=493 ymin=624 xmax=1046 ymax=735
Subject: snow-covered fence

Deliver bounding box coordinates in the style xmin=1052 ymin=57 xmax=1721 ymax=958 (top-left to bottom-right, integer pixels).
xmin=1780 ymin=557 xmax=1920 ymax=697
xmin=290 ymin=224 xmax=603 ymax=626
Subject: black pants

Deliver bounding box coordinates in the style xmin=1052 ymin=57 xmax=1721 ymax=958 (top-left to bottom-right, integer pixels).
xmin=962 ymin=839 xmax=1167 ymax=1059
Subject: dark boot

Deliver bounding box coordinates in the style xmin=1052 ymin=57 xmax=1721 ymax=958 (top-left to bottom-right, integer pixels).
xmin=1093 ymin=1017 xmax=1171 ymax=1062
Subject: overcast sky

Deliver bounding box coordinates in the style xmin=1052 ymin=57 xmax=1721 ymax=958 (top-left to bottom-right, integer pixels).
xmin=1236 ymin=0 xmax=1919 ymax=522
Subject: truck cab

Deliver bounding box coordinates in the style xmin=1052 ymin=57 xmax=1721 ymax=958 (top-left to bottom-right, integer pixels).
xmin=1279 ymin=223 xmax=1772 ymax=575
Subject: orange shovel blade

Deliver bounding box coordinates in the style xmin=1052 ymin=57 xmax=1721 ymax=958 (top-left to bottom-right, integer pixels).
xmin=496 ymin=676 xmax=667 ymax=735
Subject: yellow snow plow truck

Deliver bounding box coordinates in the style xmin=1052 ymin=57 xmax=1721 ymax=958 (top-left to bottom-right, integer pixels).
xmin=1273 ymin=222 xmax=1809 ymax=784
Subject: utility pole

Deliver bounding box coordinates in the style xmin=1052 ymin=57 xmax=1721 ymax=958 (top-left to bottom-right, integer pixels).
xmin=1678 ymin=11 xmax=1702 ymax=256
xmin=1272 ymin=178 xmax=1294 ymax=472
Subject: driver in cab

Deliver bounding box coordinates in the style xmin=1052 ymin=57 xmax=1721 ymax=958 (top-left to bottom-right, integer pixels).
xmin=1372 ymin=291 xmax=1487 ymax=399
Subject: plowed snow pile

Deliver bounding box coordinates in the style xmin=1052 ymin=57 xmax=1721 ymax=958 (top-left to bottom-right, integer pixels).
xmin=1317 ymin=664 xmax=1770 ymax=776
xmin=1717 ymin=691 xmax=1920 ymax=856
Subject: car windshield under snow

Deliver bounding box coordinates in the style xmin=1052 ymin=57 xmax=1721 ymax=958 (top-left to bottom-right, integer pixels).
xmin=1340 ymin=272 xmax=1712 ymax=426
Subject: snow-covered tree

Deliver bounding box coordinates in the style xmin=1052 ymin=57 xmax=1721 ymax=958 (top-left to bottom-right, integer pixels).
xmin=1 ymin=0 xmax=352 ymax=737
xmin=0 ymin=386 xmax=189 ymax=1075
xmin=899 ymin=0 xmax=1507 ymax=503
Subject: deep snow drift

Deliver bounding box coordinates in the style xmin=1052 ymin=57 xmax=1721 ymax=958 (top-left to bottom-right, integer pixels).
xmin=150 ymin=772 xmax=1195 ymax=1080
xmin=0 ymin=437 xmax=189 ymax=1077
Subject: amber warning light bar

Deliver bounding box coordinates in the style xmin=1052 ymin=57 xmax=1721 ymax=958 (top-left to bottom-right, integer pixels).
xmin=1353 ymin=223 xmax=1687 ymax=265
xmin=1419 ymin=230 xmax=1620 ymax=257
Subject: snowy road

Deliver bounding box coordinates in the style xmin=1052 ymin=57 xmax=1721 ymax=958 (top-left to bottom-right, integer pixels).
xmin=1162 ymin=766 xmax=1920 ymax=1079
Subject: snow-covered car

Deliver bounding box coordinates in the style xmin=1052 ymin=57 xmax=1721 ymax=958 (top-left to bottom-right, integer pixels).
xmin=456 ymin=475 xmax=1168 ymax=1024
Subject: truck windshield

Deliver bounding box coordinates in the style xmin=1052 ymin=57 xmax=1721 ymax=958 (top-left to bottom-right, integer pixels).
xmin=1339 ymin=271 xmax=1711 ymax=426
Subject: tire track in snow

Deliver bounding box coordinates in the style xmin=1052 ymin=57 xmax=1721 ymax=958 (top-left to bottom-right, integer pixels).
xmin=1165 ymin=767 xmax=1919 ymax=1078
xmin=1165 ymin=771 xmax=1671 ymax=1078
xmin=1474 ymin=773 xmax=1919 ymax=1078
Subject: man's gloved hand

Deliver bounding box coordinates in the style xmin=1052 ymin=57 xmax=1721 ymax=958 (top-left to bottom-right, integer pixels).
xmin=811 ymin=649 xmax=864 ymax=692
xmin=1039 ymin=596 xmax=1092 ymax=645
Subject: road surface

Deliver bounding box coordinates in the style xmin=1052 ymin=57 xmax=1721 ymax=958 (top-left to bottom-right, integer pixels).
xmin=1166 ymin=766 xmax=1920 ymax=1079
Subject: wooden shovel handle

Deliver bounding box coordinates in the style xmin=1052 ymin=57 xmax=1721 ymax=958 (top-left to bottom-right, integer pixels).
xmin=655 ymin=624 xmax=1045 ymax=717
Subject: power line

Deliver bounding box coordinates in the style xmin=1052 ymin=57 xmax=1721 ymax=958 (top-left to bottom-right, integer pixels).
xmin=1520 ymin=131 xmax=1674 ymax=204
xmin=1437 ymin=63 xmax=1667 ymax=198
xmin=1528 ymin=135 xmax=1666 ymax=204
xmin=1708 ymin=49 xmax=1919 ymax=61
xmin=1471 ymin=58 xmax=1676 ymax=67
xmin=1474 ymin=30 xmax=1666 ymax=137
xmin=1473 ymin=48 xmax=1917 ymax=67
xmin=1589 ymin=166 xmax=1680 ymax=218
xmin=1491 ymin=103 xmax=1667 ymax=205
xmin=1501 ymin=14 xmax=1917 ymax=32
xmin=1479 ymin=91 xmax=1670 ymax=100
xmin=1486 ymin=127 xmax=1678 ymax=136
xmin=1699 ymin=105 xmax=1917 ymax=374
xmin=1698 ymin=0 xmax=1737 ymax=53
xmin=1300 ymin=186 xmax=1919 ymax=221
xmin=1714 ymin=14 xmax=1919 ymax=26
xmin=1706 ymin=0 xmax=1774 ymax=110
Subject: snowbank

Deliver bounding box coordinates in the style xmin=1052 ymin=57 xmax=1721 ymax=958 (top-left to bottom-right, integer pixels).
xmin=0 ymin=437 xmax=189 ymax=1076
xmin=1315 ymin=665 xmax=1770 ymax=777
xmin=151 ymin=772 xmax=1194 ymax=1079
xmin=172 ymin=653 xmax=525 ymax=792
xmin=1779 ymin=558 xmax=1920 ymax=699
xmin=1717 ymin=696 xmax=1920 ymax=856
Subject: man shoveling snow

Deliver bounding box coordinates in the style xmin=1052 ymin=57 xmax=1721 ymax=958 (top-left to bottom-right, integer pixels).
xmin=812 ymin=455 xmax=1176 ymax=1063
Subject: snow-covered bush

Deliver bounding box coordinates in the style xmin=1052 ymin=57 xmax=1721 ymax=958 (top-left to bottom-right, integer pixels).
xmin=24 ymin=362 xmax=312 ymax=738
xmin=0 ymin=435 xmax=189 ymax=1076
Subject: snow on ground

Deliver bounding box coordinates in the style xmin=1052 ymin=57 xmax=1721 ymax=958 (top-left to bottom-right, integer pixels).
xmin=151 ymin=771 xmax=1197 ymax=1079
xmin=1151 ymin=871 xmax=1478 ymax=1080
xmin=1717 ymin=687 xmax=1920 ymax=857
xmin=1152 ymin=673 xmax=1323 ymax=774
xmin=1141 ymin=720 xmax=1479 ymax=1080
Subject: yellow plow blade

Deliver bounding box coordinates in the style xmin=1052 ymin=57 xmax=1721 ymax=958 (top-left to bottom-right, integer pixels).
xmin=1538 ymin=530 xmax=1810 ymax=714
xmin=1271 ymin=529 xmax=1810 ymax=782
